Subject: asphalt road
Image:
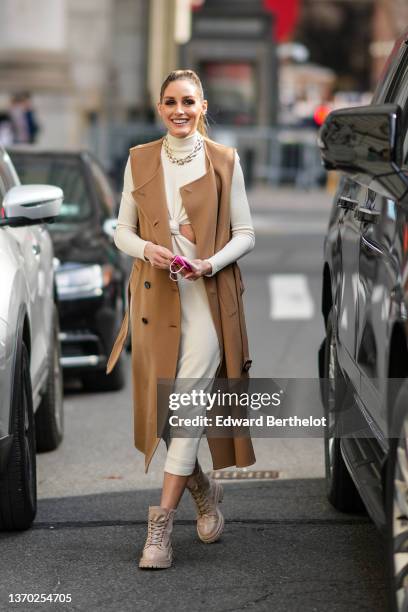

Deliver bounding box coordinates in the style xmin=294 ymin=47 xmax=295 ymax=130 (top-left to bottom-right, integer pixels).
xmin=0 ymin=187 xmax=389 ymax=612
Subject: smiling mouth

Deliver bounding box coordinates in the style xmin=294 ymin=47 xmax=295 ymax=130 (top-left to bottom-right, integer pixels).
xmin=171 ymin=118 xmax=190 ymax=125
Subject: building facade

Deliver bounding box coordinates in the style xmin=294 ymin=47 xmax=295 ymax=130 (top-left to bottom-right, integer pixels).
xmin=0 ymin=0 xmax=150 ymax=155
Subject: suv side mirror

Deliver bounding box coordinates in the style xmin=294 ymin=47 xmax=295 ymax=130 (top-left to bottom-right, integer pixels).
xmin=3 ymin=184 xmax=63 ymax=224
xmin=318 ymin=103 xmax=408 ymax=201
xmin=318 ymin=103 xmax=403 ymax=175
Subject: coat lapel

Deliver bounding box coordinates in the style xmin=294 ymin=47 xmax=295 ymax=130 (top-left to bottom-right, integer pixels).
xmin=179 ymin=139 xmax=218 ymax=260
xmin=130 ymin=138 xmax=173 ymax=252
xmin=130 ymin=136 xmax=218 ymax=258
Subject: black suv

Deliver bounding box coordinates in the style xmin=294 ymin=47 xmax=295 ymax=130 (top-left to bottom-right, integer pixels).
xmin=318 ymin=31 xmax=408 ymax=611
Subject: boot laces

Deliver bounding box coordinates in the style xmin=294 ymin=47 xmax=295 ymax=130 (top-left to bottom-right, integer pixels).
xmin=146 ymin=517 xmax=167 ymax=546
xmin=191 ymin=483 xmax=215 ymax=517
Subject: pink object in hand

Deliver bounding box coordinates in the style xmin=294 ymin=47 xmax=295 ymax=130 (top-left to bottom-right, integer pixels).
xmin=169 ymin=255 xmax=198 ymax=281
xmin=171 ymin=255 xmax=195 ymax=271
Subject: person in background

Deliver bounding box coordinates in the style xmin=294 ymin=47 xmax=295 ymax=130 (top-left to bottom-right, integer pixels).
xmin=9 ymin=92 xmax=39 ymax=144
xmin=22 ymin=93 xmax=40 ymax=144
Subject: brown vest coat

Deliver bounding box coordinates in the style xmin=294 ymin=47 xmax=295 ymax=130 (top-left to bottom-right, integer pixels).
xmin=106 ymin=135 xmax=255 ymax=473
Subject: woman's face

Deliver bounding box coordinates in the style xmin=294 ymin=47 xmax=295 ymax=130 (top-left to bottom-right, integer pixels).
xmin=157 ymin=79 xmax=207 ymax=138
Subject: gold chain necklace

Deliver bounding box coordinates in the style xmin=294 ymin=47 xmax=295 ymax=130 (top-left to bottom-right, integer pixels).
xmin=163 ymin=134 xmax=203 ymax=166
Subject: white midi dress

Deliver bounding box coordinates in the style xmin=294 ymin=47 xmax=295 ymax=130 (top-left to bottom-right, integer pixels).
xmin=114 ymin=130 xmax=255 ymax=476
xmin=160 ymin=136 xmax=221 ymax=475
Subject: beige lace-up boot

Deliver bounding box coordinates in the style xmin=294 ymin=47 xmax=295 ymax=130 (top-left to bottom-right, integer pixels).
xmin=186 ymin=463 xmax=224 ymax=543
xmin=139 ymin=506 xmax=176 ymax=569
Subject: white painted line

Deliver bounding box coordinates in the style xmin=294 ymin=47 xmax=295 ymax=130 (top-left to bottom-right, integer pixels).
xmin=268 ymin=274 xmax=315 ymax=320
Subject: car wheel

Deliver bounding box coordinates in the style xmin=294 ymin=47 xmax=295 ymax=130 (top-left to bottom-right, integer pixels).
xmin=35 ymin=304 xmax=64 ymax=452
xmin=323 ymin=308 xmax=365 ymax=512
xmin=0 ymin=342 xmax=37 ymax=531
xmin=386 ymin=380 xmax=408 ymax=612
xmin=82 ymin=356 xmax=125 ymax=392
xmin=81 ymin=312 xmax=125 ymax=392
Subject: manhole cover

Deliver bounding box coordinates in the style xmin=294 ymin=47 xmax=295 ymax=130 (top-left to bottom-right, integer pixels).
xmin=207 ymin=469 xmax=279 ymax=480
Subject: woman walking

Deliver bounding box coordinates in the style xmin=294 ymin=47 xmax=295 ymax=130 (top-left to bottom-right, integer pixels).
xmin=106 ymin=69 xmax=255 ymax=569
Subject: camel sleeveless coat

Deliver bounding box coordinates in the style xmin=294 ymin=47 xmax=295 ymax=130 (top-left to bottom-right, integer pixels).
xmin=106 ymin=136 xmax=255 ymax=473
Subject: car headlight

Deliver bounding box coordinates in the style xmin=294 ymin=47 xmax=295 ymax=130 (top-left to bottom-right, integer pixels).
xmin=55 ymin=263 xmax=114 ymax=299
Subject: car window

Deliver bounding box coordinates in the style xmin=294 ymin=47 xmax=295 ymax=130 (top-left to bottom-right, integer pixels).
xmin=10 ymin=154 xmax=93 ymax=222
xmin=0 ymin=148 xmax=19 ymax=215
xmin=372 ymin=40 xmax=408 ymax=105
xmin=377 ymin=46 xmax=408 ymax=165
xmin=393 ymin=54 xmax=408 ymax=164
xmin=385 ymin=49 xmax=408 ymax=108
xmin=88 ymin=158 xmax=116 ymax=218
xmin=0 ymin=168 xmax=7 ymax=201
xmin=0 ymin=148 xmax=18 ymax=198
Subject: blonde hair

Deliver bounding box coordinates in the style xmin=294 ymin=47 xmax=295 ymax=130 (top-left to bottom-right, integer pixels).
xmin=159 ymin=69 xmax=208 ymax=137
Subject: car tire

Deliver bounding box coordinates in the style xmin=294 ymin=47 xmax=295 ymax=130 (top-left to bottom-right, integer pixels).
xmin=323 ymin=308 xmax=365 ymax=512
xmin=82 ymin=355 xmax=125 ymax=392
xmin=81 ymin=312 xmax=125 ymax=392
xmin=0 ymin=342 xmax=37 ymax=531
xmin=35 ymin=304 xmax=64 ymax=452
xmin=386 ymin=380 xmax=408 ymax=612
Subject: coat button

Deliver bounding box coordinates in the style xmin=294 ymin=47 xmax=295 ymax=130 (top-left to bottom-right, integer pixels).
xmin=144 ymin=281 xmax=151 ymax=289
xmin=142 ymin=317 xmax=148 ymax=324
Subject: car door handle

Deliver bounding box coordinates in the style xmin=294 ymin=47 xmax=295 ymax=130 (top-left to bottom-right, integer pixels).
xmin=337 ymin=196 xmax=358 ymax=210
xmin=32 ymin=243 xmax=41 ymax=255
xmin=355 ymin=207 xmax=380 ymax=224
xmin=390 ymin=285 xmax=402 ymax=300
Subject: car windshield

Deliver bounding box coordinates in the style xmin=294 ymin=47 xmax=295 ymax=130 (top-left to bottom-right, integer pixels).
xmin=10 ymin=154 xmax=92 ymax=222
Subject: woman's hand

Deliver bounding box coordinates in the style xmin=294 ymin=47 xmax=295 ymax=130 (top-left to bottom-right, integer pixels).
xmin=182 ymin=259 xmax=212 ymax=281
xmin=144 ymin=242 xmax=174 ymax=269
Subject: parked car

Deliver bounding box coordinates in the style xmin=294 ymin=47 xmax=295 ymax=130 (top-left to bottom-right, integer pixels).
xmin=9 ymin=148 xmax=129 ymax=392
xmin=0 ymin=147 xmax=63 ymax=531
xmin=318 ymin=30 xmax=408 ymax=612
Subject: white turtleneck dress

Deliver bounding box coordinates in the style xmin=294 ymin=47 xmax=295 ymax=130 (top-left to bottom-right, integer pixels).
xmin=115 ymin=130 xmax=255 ymax=476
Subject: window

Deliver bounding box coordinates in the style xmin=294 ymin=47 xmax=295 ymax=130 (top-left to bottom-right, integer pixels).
xmin=0 ymin=149 xmax=19 ymax=214
xmin=378 ymin=45 xmax=408 ymax=166
xmin=200 ymin=61 xmax=258 ymax=126
xmin=88 ymin=157 xmax=116 ymax=219
xmin=10 ymin=154 xmax=92 ymax=222
xmin=0 ymin=170 xmax=7 ymax=202
xmin=385 ymin=49 xmax=408 ymax=108
xmin=0 ymin=150 xmax=18 ymax=193
xmin=372 ymin=40 xmax=407 ymax=105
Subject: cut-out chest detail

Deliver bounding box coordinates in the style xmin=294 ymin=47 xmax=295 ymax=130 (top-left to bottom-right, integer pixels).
xmin=168 ymin=218 xmax=196 ymax=244
xmin=179 ymin=223 xmax=196 ymax=244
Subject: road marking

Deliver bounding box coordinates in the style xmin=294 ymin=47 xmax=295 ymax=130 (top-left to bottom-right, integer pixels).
xmin=268 ymin=274 xmax=315 ymax=319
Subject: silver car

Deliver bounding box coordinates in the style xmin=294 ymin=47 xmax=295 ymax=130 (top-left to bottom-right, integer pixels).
xmin=0 ymin=147 xmax=63 ymax=531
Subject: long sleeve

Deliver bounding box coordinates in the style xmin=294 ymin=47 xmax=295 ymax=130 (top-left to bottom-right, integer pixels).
xmin=204 ymin=151 xmax=255 ymax=276
xmin=113 ymin=156 xmax=150 ymax=260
